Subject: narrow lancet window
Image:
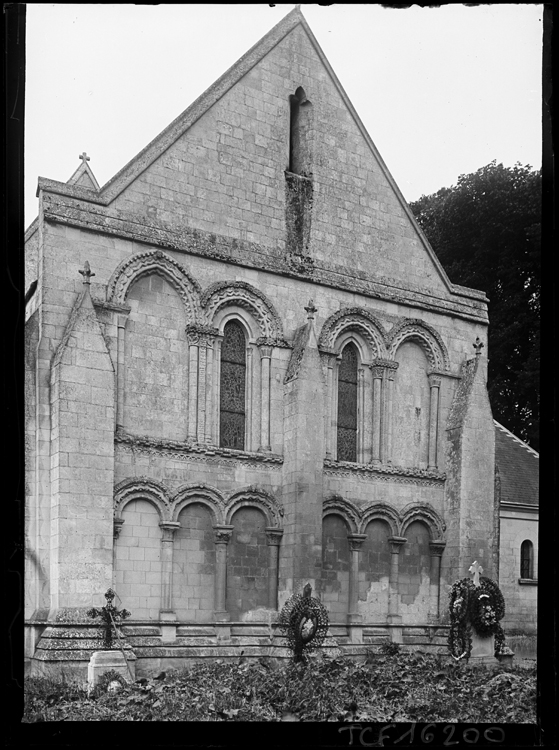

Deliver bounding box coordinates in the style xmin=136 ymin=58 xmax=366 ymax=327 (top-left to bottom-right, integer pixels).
xmin=289 ymin=86 xmax=311 ymax=176
xmin=337 ymin=343 xmax=358 ymax=462
xmin=520 ymin=540 xmax=533 ymax=579
xmin=220 ymin=320 xmax=246 ymax=450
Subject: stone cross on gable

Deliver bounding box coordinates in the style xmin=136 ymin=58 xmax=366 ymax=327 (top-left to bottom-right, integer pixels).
xmin=304 ymin=299 xmax=317 ymax=319
xmin=468 ymin=560 xmax=484 ymax=587
xmin=79 ymin=151 xmax=90 ymax=163
xmin=79 ymin=260 xmax=95 ymax=285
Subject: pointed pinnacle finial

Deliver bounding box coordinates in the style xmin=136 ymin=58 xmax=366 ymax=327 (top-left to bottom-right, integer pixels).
xmin=79 ymin=261 xmax=95 ymax=285
xmin=304 ymin=299 xmax=317 ymax=320
xmin=473 ymin=337 xmax=484 ymax=356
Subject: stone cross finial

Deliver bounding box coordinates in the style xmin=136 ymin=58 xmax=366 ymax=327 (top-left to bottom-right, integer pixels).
xmin=79 ymin=260 xmax=95 ymax=285
xmin=79 ymin=152 xmax=90 ymax=163
xmin=468 ymin=560 xmax=484 ymax=587
xmin=473 ymin=337 xmax=484 ymax=356
xmin=304 ymin=299 xmax=317 ymax=319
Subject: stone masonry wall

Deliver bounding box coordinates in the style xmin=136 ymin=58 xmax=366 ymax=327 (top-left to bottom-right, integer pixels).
xmin=114 ymin=498 xmax=162 ymax=620
xmin=357 ymin=520 xmax=391 ymax=621
xmin=173 ymin=503 xmax=216 ymax=623
xmin=498 ymin=514 xmax=538 ymax=633
xmin=321 ymin=514 xmax=350 ymax=623
xmin=398 ymin=521 xmax=431 ymax=623
xmin=226 ymin=507 xmax=269 ymax=620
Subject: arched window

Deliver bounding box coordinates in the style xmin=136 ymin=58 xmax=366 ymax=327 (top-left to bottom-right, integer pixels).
xmin=289 ymin=86 xmax=312 ymax=176
xmin=520 ymin=540 xmax=534 ymax=579
xmin=220 ymin=320 xmax=246 ymax=450
xmin=337 ymin=343 xmax=358 ymax=462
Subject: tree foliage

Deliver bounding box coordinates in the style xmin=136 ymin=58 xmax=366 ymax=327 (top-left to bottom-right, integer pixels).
xmin=410 ymin=162 xmax=540 ymax=448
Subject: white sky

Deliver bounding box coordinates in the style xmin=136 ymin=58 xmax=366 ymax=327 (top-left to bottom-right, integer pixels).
xmin=25 ymin=3 xmax=543 ymax=228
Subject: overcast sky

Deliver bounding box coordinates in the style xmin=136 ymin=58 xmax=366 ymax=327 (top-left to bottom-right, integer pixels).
xmin=25 ymin=3 xmax=543 ymax=228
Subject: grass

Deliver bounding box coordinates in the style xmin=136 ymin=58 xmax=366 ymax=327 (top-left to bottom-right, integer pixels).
xmin=22 ymin=651 xmax=536 ymax=723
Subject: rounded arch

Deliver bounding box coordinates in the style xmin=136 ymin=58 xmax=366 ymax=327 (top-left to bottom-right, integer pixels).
xmin=224 ymin=486 xmax=283 ymax=527
xmin=113 ymin=476 xmax=171 ymax=521
xmin=319 ymin=308 xmax=387 ymax=360
xmin=387 ymin=319 xmax=449 ymax=371
xmin=322 ymin=496 xmax=360 ymax=534
xmin=400 ymin=503 xmax=446 ymax=542
xmin=171 ymin=483 xmax=225 ymax=525
xmin=359 ymin=502 xmax=401 ymax=537
xmin=107 ymin=249 xmax=202 ymax=321
xmin=214 ymin=307 xmax=259 ymax=343
xmin=201 ymin=281 xmax=286 ymax=343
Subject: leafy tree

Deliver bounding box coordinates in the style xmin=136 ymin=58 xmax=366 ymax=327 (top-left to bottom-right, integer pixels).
xmin=410 ymin=162 xmax=540 ymax=449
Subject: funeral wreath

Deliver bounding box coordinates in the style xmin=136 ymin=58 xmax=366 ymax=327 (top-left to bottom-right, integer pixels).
xmin=448 ymin=576 xmax=506 ymax=660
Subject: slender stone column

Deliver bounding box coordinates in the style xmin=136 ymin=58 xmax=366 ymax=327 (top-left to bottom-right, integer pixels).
xmin=429 ymin=541 xmax=446 ymax=622
xmin=186 ymin=329 xmax=199 ymax=441
xmin=428 ymin=374 xmax=442 ymax=469
xmin=384 ymin=363 xmax=398 ymax=465
xmin=204 ymin=340 xmax=214 ymax=444
xmin=347 ymin=534 xmax=367 ymax=617
xmin=159 ymin=521 xmax=181 ymax=615
xmin=332 ymin=355 xmax=341 ymax=459
xmin=387 ymin=536 xmax=406 ymax=625
xmin=214 ymin=337 xmax=223 ymax=445
xmin=213 ymin=525 xmax=234 ymax=620
xmin=265 ymin=528 xmax=284 ymax=609
xmin=357 ymin=368 xmax=365 ymax=462
xmin=197 ymin=340 xmax=208 ymax=444
xmin=115 ymin=311 xmax=130 ymax=429
xmin=324 ymin=352 xmax=336 ymax=459
xmin=369 ymin=364 xmax=384 ymax=464
xmin=245 ymin=346 xmax=254 ymax=451
xmin=258 ymin=344 xmax=273 ymax=452
xmin=113 ymin=517 xmax=125 ymax=587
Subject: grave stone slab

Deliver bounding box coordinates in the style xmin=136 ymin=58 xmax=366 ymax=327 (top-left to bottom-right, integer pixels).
xmin=87 ymin=650 xmax=135 ymax=692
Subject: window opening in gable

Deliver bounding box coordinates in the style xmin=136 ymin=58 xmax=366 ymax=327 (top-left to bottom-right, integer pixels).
xmin=520 ymin=539 xmax=534 ymax=579
xmin=289 ymin=86 xmax=312 ymax=176
xmin=337 ymin=343 xmax=358 ymax=462
xmin=220 ymin=320 xmax=246 ymax=450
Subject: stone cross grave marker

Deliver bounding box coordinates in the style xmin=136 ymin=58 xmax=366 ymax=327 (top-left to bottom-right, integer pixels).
xmin=468 ymin=560 xmax=483 ymax=587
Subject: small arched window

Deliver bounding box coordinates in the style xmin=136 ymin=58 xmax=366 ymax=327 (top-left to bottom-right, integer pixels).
xmin=220 ymin=320 xmax=246 ymax=450
xmin=337 ymin=343 xmax=358 ymax=462
xmin=520 ymin=540 xmax=534 ymax=579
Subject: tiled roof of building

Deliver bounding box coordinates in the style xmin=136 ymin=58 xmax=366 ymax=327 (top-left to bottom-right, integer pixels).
xmin=494 ymin=420 xmax=539 ymax=507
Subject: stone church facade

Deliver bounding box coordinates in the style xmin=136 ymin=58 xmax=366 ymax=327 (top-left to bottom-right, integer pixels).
xmin=25 ymin=8 xmax=516 ymax=675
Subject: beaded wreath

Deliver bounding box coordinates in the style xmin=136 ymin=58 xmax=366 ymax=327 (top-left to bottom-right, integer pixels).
xmin=448 ymin=576 xmax=506 ymax=660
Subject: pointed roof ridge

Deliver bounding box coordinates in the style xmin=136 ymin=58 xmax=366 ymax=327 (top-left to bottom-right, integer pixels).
xmin=494 ymin=420 xmax=539 ymax=458
xmin=97 ymin=6 xmax=304 ymax=202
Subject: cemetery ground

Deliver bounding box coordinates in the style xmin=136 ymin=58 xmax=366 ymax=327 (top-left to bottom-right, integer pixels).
xmin=22 ymin=649 xmax=536 ymax=723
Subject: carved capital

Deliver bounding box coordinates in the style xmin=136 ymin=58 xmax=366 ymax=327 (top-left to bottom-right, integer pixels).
xmin=369 ymin=359 xmax=398 ymax=379
xmin=213 ymin=525 xmax=235 ymax=544
xmin=116 ymin=310 xmax=131 ymax=329
xmin=113 ymin=517 xmax=125 ymax=539
xmin=429 ymin=540 xmax=446 ymax=557
xmin=159 ymin=521 xmax=181 ymax=541
xmin=428 ymin=374 xmax=442 ymax=389
xmin=185 ymin=323 xmax=220 ymax=347
xmin=265 ymin=527 xmax=284 ymax=546
xmin=258 ymin=345 xmax=273 ymax=359
xmin=348 ymin=533 xmax=367 ymax=552
xmin=388 ymin=536 xmax=407 ymax=553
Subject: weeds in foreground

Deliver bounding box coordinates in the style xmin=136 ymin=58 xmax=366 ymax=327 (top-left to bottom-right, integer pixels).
xmin=22 ymin=652 xmax=536 ymax=723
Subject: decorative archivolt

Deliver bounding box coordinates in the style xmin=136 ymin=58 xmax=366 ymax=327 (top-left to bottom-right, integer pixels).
xmin=322 ymin=496 xmax=445 ymax=541
xmin=400 ymin=502 xmax=447 ymax=542
xmin=114 ymin=479 xmax=283 ymax=530
xmin=318 ymin=308 xmax=388 ymax=360
xmin=360 ymin=503 xmax=401 ymax=538
xmin=387 ymin=318 xmax=449 ymax=372
xmin=113 ymin=476 xmax=172 ymax=521
xmin=201 ymin=281 xmax=287 ymax=343
xmin=224 ymin=485 xmax=284 ymax=528
xmin=323 ymin=496 xmax=361 ymax=534
xmin=107 ymin=249 xmax=203 ymax=321
xmin=171 ymin=483 xmax=226 ymax=525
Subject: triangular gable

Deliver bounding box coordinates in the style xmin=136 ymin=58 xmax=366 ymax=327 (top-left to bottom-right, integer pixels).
xmin=67 ymin=154 xmax=100 ymax=191
xmin=31 ymin=7 xmax=486 ymax=304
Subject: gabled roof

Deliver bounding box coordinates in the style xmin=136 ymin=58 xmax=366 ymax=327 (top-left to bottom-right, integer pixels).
xmin=26 ymin=6 xmax=486 ymax=305
xmin=494 ymin=420 xmax=539 ymax=507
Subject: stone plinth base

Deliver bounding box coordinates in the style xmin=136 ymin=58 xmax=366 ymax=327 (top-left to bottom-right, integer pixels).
xmin=88 ymin=650 xmax=135 ymax=691
xmin=469 ymin=631 xmax=495 ymax=664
